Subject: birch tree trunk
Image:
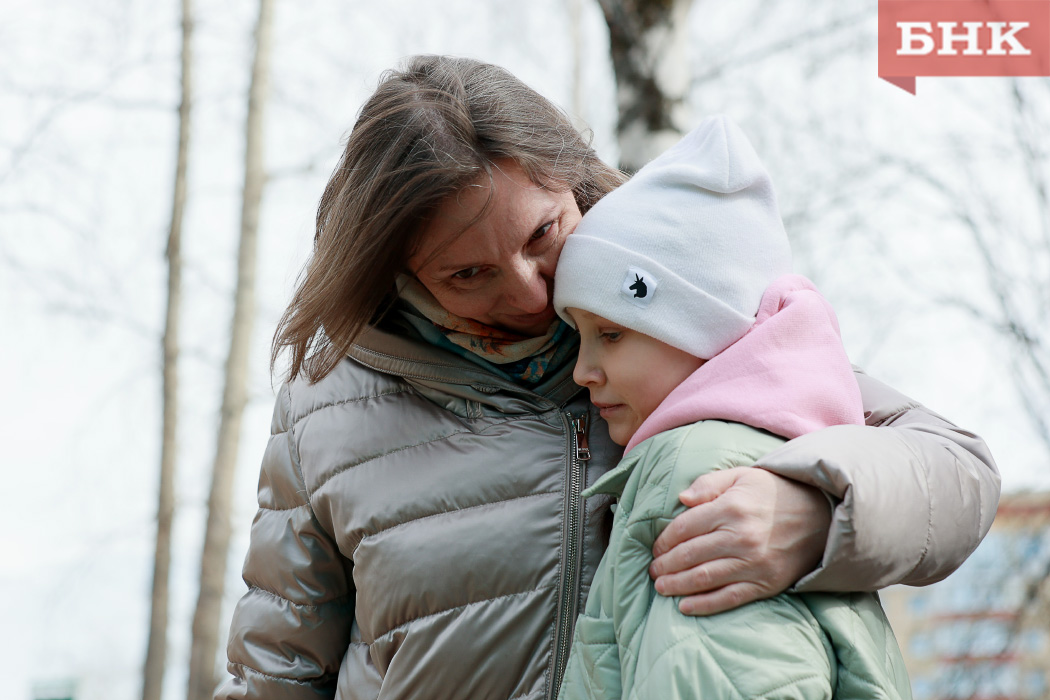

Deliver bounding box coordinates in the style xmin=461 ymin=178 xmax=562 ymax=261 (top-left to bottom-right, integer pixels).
xmin=597 ymin=0 xmax=696 ymax=173
xmin=185 ymin=0 xmax=274 ymax=697
xmin=142 ymin=2 xmax=193 ymax=699
xmin=568 ymin=0 xmax=585 ymax=125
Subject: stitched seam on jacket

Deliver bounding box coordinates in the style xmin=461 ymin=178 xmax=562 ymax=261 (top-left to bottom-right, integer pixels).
xmin=285 ymin=382 xmax=312 ymax=503
xmin=369 ymin=584 xmax=557 ymax=644
xmin=835 ymin=665 xmax=892 ymax=692
xmin=312 ymin=415 xmax=544 ymax=494
xmin=626 ymin=634 xmax=827 ymax=700
xmin=896 ymin=432 xmax=935 ymax=582
xmin=273 ymin=381 xmax=292 ymax=436
xmin=868 ymin=402 xmax=921 ymax=427
xmin=355 ymin=345 xmax=479 ymax=372
xmin=247 ymin=583 xmax=353 ymax=610
xmin=352 ymin=491 xmax=561 ymax=551
xmin=506 ymin=692 xmax=544 ymax=700
xmin=624 ymin=637 xmax=745 ymax=700
xmin=289 ymin=387 xmax=413 ymax=428
xmin=353 ymin=346 xmax=526 ymax=387
xmin=230 ymin=661 xmax=337 ymax=686
xmin=752 ymin=675 xmax=828 ymax=698
xmin=256 ymin=502 xmax=310 ymax=513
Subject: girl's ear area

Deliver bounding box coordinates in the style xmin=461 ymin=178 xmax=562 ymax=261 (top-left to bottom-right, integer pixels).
xmin=564 ymin=306 xmax=588 ymax=331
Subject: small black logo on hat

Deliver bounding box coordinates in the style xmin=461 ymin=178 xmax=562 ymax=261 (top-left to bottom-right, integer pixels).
xmin=629 ymin=274 xmax=647 ymax=299
xmin=622 ymin=266 xmax=657 ymax=308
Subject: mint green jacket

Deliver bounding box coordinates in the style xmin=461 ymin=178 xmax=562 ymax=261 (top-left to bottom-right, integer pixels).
xmin=558 ymin=420 xmax=912 ymax=700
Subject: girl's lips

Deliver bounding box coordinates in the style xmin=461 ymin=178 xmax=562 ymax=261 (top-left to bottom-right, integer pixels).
xmin=593 ymin=403 xmax=625 ymax=419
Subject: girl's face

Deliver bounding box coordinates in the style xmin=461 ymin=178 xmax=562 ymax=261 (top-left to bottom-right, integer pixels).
xmin=408 ymin=160 xmax=582 ymax=336
xmin=569 ymin=308 xmax=705 ymax=446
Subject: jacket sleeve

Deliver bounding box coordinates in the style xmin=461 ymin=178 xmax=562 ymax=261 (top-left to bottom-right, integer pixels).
xmin=216 ymin=384 xmax=356 ymax=700
xmin=757 ymin=367 xmax=1001 ymax=592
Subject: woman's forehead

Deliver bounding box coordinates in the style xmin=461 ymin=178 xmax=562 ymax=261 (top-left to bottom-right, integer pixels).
xmin=410 ymin=161 xmax=560 ymax=274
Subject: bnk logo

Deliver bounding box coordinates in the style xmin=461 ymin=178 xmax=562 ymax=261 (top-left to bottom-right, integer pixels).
xmin=878 ymin=1 xmax=1050 ymax=94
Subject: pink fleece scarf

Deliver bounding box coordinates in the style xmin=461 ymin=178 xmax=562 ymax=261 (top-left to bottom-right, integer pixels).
xmin=623 ymin=275 xmax=864 ymax=455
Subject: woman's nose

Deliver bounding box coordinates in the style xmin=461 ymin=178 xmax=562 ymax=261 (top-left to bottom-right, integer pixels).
xmin=504 ymin=258 xmax=550 ymax=314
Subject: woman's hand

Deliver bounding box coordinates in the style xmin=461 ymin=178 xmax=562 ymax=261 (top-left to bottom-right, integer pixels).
xmin=649 ymin=466 xmax=831 ymax=616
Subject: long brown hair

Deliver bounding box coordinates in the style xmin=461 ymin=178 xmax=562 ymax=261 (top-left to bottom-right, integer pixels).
xmin=272 ymin=55 xmax=627 ymax=383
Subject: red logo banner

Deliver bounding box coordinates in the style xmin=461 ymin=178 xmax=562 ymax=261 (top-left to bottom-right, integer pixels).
xmin=878 ymin=0 xmax=1050 ymax=93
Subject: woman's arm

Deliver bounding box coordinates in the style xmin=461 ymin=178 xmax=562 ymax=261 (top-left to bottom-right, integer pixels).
xmin=216 ymin=384 xmax=355 ymax=700
xmin=648 ymin=367 xmax=1001 ymax=614
xmin=765 ymin=367 xmax=1000 ymax=590
xmin=566 ymin=423 xmax=844 ymax=700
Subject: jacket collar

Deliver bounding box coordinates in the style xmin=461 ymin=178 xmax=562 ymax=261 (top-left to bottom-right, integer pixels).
xmin=348 ymin=323 xmax=583 ymax=413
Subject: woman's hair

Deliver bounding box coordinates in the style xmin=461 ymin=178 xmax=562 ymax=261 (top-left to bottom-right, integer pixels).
xmin=272 ymin=54 xmax=627 ymax=383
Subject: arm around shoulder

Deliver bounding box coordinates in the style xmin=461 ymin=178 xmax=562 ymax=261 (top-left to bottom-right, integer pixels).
xmin=757 ymin=367 xmax=1001 ymax=592
xmin=216 ymin=383 xmax=355 ymax=700
xmin=612 ymin=428 xmax=837 ymax=700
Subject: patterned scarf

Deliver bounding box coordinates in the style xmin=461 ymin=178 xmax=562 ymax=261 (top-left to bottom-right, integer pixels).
xmin=396 ymin=274 xmax=578 ymax=385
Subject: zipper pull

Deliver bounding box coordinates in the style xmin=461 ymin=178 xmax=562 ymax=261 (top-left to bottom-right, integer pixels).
xmin=574 ymin=413 xmax=591 ymax=462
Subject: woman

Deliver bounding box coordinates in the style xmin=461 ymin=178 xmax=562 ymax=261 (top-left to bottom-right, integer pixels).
xmin=217 ymin=55 xmax=999 ymax=700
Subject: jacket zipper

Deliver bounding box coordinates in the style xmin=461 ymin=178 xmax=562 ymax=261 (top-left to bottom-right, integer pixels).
xmin=549 ymin=411 xmax=590 ymax=700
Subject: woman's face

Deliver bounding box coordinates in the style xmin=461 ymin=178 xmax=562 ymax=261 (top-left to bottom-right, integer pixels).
xmin=408 ymin=160 xmax=582 ymax=336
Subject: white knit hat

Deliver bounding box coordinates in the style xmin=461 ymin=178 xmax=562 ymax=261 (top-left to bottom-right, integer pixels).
xmin=554 ymin=115 xmax=792 ymax=359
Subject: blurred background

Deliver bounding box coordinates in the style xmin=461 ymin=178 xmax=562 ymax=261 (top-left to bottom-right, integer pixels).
xmin=2 ymin=0 xmax=1048 ymax=698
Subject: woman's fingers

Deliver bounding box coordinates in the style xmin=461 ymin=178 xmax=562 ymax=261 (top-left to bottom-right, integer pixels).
xmin=649 ymin=466 xmax=833 ymax=615
xmin=652 ymin=553 xmax=745 ymax=597
xmin=650 ymin=528 xmax=737 ymax=582
xmin=651 ymin=467 xmax=743 ymax=559
xmin=676 ymin=582 xmax=769 ymax=616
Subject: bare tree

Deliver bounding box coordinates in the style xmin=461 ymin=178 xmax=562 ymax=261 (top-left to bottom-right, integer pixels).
xmin=185 ymin=0 xmax=275 ymax=697
xmin=142 ymin=3 xmax=193 ymax=699
xmin=877 ymin=79 xmax=1050 ymax=458
xmin=596 ymin=0 xmax=696 ymax=172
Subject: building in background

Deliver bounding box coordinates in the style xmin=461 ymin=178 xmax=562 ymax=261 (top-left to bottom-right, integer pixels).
xmin=883 ymin=492 xmax=1050 ymax=699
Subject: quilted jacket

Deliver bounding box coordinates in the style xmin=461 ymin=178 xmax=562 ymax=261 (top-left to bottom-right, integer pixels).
xmin=558 ymin=420 xmax=912 ymax=700
xmin=216 ymin=321 xmax=998 ymax=700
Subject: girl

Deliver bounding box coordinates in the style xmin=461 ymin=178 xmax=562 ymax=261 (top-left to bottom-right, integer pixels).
xmin=554 ymin=115 xmax=911 ymax=698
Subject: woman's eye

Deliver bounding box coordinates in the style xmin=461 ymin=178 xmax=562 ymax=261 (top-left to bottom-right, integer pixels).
xmin=530 ymin=222 xmax=553 ymax=242
xmin=600 ymin=331 xmax=621 ymax=342
xmin=452 ymin=266 xmax=481 ymax=280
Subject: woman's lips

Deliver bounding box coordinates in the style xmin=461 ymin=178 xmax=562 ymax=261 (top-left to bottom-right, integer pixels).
xmin=503 ymin=307 xmax=557 ymax=333
xmin=507 ymin=307 xmax=556 ymax=325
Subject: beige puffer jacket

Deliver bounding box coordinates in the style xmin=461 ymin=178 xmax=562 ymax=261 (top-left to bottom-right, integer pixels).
xmin=216 ymin=323 xmax=999 ymax=700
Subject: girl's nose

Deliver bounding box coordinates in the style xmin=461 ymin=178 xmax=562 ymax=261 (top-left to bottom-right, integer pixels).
xmin=572 ymin=354 xmax=604 ymax=388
